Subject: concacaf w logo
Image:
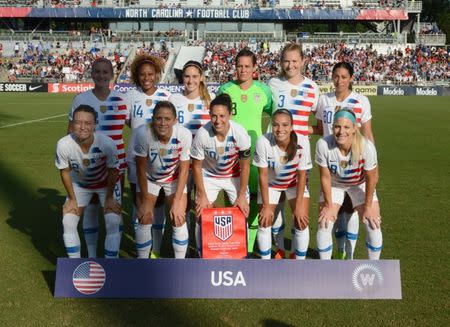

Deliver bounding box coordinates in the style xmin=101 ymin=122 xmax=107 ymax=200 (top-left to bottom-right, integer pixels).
xmin=214 ymin=215 xmax=233 ymax=241
xmin=72 ymin=261 xmax=106 ymax=295
xmin=352 ymin=263 xmax=383 ymax=292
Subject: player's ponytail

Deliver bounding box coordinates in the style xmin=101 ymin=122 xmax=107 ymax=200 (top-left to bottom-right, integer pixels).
xmin=351 ymin=129 xmax=365 ymax=164
xmin=286 ymin=130 xmax=298 ymax=162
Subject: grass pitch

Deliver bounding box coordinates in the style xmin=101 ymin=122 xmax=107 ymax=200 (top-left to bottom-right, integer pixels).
xmin=0 ymin=93 xmax=449 ymax=326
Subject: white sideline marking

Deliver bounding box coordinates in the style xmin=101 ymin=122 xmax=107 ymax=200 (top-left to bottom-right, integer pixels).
xmin=0 ymin=114 xmax=67 ymax=129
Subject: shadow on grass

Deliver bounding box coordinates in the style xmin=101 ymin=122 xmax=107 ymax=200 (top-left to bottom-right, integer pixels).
xmin=261 ymin=319 xmax=295 ymax=327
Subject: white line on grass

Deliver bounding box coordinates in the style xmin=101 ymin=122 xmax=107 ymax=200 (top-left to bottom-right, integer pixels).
xmin=0 ymin=114 xmax=67 ymax=129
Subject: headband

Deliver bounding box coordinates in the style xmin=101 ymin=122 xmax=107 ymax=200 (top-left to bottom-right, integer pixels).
xmin=334 ymin=109 xmax=356 ymax=124
xmin=183 ymin=61 xmax=203 ymax=72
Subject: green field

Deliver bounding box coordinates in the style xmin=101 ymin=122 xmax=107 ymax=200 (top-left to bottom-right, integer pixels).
xmin=0 ymin=93 xmax=449 ymax=326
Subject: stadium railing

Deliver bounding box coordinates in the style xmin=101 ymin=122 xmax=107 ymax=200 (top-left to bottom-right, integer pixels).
xmin=203 ymin=31 xmax=280 ymax=42
xmin=287 ymin=32 xmax=405 ymax=44
xmin=416 ymin=34 xmax=446 ymax=46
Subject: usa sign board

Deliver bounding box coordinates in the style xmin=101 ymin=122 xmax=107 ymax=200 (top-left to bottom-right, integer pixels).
xmin=54 ymin=258 xmax=402 ymax=299
xmin=201 ymin=207 xmax=247 ymax=259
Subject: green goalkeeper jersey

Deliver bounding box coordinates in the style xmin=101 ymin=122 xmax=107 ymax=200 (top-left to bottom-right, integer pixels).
xmin=217 ymin=80 xmax=273 ymax=193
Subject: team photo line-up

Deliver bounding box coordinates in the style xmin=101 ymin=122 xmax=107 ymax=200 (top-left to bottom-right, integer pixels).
xmin=56 ymin=42 xmax=383 ymax=261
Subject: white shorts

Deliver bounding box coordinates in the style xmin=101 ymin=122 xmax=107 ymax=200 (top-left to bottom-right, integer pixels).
xmin=71 ymin=180 xmax=122 ymax=207
xmin=201 ymin=176 xmax=250 ymax=204
xmin=127 ymin=161 xmax=137 ymax=184
xmin=257 ymin=186 xmax=310 ymax=205
xmin=319 ymin=182 xmax=378 ymax=208
xmin=137 ymin=179 xmax=187 ymax=197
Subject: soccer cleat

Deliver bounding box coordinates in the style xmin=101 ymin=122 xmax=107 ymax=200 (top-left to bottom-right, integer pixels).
xmin=336 ymin=250 xmax=346 ymax=260
xmin=150 ymin=251 xmax=160 ymax=259
xmin=274 ymin=249 xmax=286 ymax=259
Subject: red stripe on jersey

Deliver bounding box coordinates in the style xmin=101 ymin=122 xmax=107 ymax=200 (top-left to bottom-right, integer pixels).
xmin=118 ymin=105 xmax=127 ymax=111
xmin=109 ymin=135 xmax=122 ymax=140
xmin=118 ymin=153 xmax=126 ymax=159
xmin=293 ymin=121 xmax=309 ymax=126
xmin=117 ymin=143 xmax=125 ymax=150
xmin=84 ymin=180 xmax=108 ymax=189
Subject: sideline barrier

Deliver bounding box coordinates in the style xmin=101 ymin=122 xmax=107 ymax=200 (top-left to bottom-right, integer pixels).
xmin=0 ymin=82 xmax=47 ymax=92
xmin=55 ymin=258 xmax=402 ymax=299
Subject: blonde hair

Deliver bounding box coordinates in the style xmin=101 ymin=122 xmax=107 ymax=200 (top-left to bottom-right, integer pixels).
xmin=351 ymin=129 xmax=365 ymax=164
xmin=182 ymin=61 xmax=211 ymax=108
xmin=130 ymin=54 xmax=164 ymax=87
xmin=280 ymin=42 xmax=304 ymax=79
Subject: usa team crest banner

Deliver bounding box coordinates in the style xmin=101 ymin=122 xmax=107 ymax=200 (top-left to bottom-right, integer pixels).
xmin=54 ymin=258 xmax=402 ymax=299
xmin=201 ymin=207 xmax=247 ymax=259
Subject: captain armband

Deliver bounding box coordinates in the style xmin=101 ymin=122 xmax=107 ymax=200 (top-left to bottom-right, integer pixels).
xmin=239 ymin=148 xmax=251 ymax=159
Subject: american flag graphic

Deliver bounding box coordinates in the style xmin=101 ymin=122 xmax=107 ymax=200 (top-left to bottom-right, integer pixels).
xmin=72 ymin=261 xmax=106 ymax=295
xmin=214 ymin=215 xmax=233 ymax=242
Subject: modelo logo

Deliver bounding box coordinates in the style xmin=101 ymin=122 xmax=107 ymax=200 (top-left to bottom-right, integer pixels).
xmin=416 ymin=87 xmax=438 ymax=96
xmin=211 ymin=270 xmax=246 ymax=287
xmin=382 ymin=87 xmax=404 ymax=96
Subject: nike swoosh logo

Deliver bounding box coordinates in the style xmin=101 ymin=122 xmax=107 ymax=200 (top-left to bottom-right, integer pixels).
xmin=29 ymin=85 xmax=42 ymax=91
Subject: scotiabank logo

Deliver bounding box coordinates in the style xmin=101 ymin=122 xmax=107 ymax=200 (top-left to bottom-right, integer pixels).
xmin=48 ymin=83 xmax=95 ymax=93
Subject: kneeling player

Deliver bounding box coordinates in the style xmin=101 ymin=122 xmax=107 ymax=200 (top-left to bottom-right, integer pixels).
xmin=134 ymin=101 xmax=192 ymax=259
xmin=315 ymin=109 xmax=382 ymax=260
xmin=253 ymin=109 xmax=312 ymax=259
xmin=190 ymin=94 xmax=251 ymax=255
xmin=56 ymin=105 xmax=122 ymax=258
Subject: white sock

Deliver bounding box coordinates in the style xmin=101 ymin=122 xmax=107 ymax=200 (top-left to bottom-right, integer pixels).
xmin=272 ymin=204 xmax=285 ymax=251
xmin=151 ymin=204 xmax=166 ymax=255
xmin=131 ymin=204 xmax=138 ymax=231
xmin=195 ymin=222 xmax=202 ymax=257
xmin=317 ymin=221 xmax=334 ymax=260
xmin=172 ymin=223 xmax=189 ymax=259
xmin=364 ymin=220 xmax=383 ymax=260
xmin=257 ymin=226 xmax=272 ymax=259
xmin=345 ymin=211 xmax=359 ymax=259
xmin=82 ymin=203 xmax=99 ymax=258
xmin=63 ymin=213 xmax=81 ymax=258
xmin=135 ymin=223 xmax=152 ymax=258
xmin=104 ymin=213 xmax=122 ymax=258
xmin=294 ymin=227 xmax=309 ymax=260
xmin=334 ymin=212 xmax=348 ymax=254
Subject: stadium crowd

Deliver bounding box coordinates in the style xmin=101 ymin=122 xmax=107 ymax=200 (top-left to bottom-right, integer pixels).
xmin=2 ymin=40 xmax=449 ymax=84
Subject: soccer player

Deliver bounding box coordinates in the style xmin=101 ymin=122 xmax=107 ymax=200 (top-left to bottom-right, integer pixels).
xmin=133 ymin=101 xmax=192 ymax=259
xmin=315 ymin=61 xmax=375 ymax=259
xmin=69 ymin=58 xmax=128 ymax=258
xmin=169 ymin=60 xmax=212 ymax=233
xmin=56 ymin=105 xmax=122 ymax=258
xmin=268 ymin=43 xmax=320 ymax=258
xmin=190 ymin=94 xmax=251 ymax=256
xmin=253 ymin=109 xmax=312 ymax=259
xmin=315 ymin=109 xmax=382 ymax=260
xmin=217 ymin=49 xmax=272 ymax=254
xmin=126 ymin=54 xmax=171 ymax=258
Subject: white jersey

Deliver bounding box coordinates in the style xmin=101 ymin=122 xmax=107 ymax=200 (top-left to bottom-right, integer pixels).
xmin=126 ymin=87 xmax=171 ymax=164
xmin=169 ymin=92 xmax=212 ymax=138
xmin=190 ymin=120 xmax=251 ymax=179
xmin=253 ymin=133 xmax=312 ymax=190
xmin=133 ymin=124 xmax=192 ymax=183
xmin=315 ymin=91 xmax=372 ymax=136
xmin=315 ymin=135 xmax=377 ymax=187
xmin=55 ymin=132 xmax=119 ymax=189
xmin=269 ymin=76 xmax=320 ymax=136
xmin=69 ymin=90 xmax=129 ymax=171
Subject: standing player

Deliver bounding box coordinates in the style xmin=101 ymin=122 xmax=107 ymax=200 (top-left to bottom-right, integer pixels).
xmin=315 ymin=61 xmax=375 ymax=259
xmin=69 ymin=58 xmax=128 ymax=258
xmin=268 ymin=43 xmax=320 ymax=258
xmin=169 ymin=60 xmax=212 ymax=231
xmin=217 ymin=49 xmax=272 ymax=254
xmin=126 ymin=54 xmax=171 ymax=258
xmin=253 ymin=110 xmax=312 ymax=259
xmin=190 ymin=94 xmax=251 ymax=256
xmin=315 ymin=109 xmax=382 ymax=260
xmin=56 ymin=105 xmax=122 ymax=258
xmin=133 ymin=101 xmax=192 ymax=259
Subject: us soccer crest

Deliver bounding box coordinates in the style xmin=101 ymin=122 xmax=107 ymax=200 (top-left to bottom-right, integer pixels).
xmin=335 ymin=105 xmax=342 ymax=112
xmin=82 ymin=159 xmax=90 ymax=167
xmin=214 ymin=215 xmax=233 ymax=241
xmin=188 ymin=103 xmax=194 ymax=112
xmin=279 ymin=156 xmax=288 ymax=164
xmin=159 ymin=148 xmax=167 ymax=156
xmin=217 ymin=146 xmax=225 ymax=155
xmin=146 ymin=99 xmax=153 ymax=107
xmin=100 ymin=105 xmax=107 ymax=113
xmin=340 ymin=160 xmax=348 ymax=169
xmin=240 ymin=94 xmax=247 ymax=103
xmin=290 ymin=89 xmax=297 ymax=97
